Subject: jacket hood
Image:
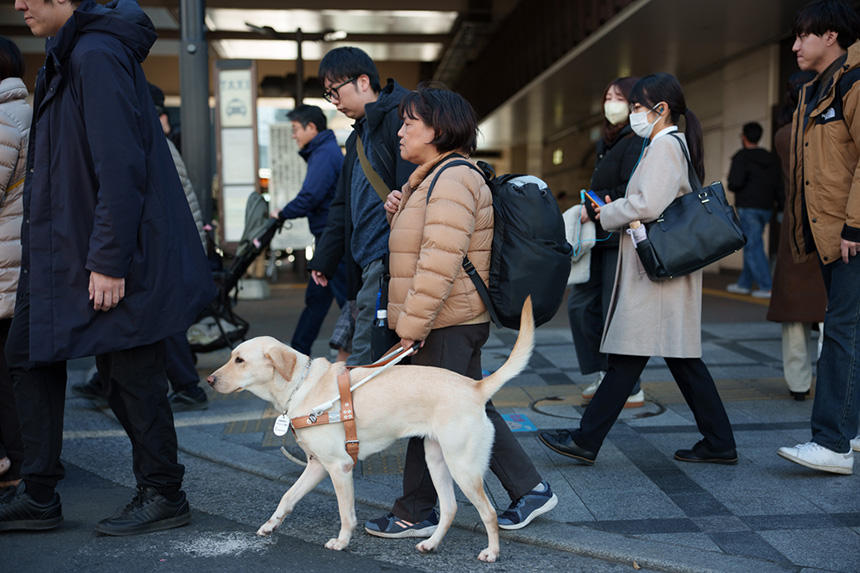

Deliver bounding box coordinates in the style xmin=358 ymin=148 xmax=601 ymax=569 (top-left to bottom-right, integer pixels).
xmin=847 ymin=41 xmax=860 ymax=72
xmin=365 ymin=79 xmax=409 ymax=131
xmin=48 ymin=0 xmax=156 ymax=64
xmin=0 ymin=78 xmax=28 ymax=105
xmin=299 ymin=129 xmax=337 ymax=161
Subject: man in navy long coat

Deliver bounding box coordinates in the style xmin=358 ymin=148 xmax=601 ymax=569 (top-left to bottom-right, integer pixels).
xmin=0 ymin=0 xmax=215 ymax=535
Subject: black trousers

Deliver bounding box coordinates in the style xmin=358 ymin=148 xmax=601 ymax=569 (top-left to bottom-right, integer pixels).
xmin=391 ymin=323 xmax=542 ymax=522
xmin=572 ymin=354 xmax=736 ymax=453
xmin=0 ymin=318 xmax=24 ymax=480
xmin=5 ymin=290 xmax=184 ymax=495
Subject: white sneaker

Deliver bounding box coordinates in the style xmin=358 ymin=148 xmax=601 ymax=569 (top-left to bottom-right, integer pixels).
xmin=726 ymin=283 xmax=751 ymax=295
xmin=624 ymin=389 xmax=645 ymax=408
xmin=851 ymin=435 xmax=860 ymax=452
xmin=777 ymin=441 xmax=853 ymax=475
xmin=751 ymin=289 xmax=772 ymax=299
xmin=581 ymin=371 xmax=605 ymax=400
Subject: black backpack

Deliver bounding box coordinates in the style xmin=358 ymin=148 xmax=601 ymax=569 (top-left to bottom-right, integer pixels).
xmin=427 ymin=156 xmax=572 ymax=329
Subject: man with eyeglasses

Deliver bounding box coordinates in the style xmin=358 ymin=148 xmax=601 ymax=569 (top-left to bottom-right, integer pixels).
xmin=308 ymin=47 xmax=415 ymax=365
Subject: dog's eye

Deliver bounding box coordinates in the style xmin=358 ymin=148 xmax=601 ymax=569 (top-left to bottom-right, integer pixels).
xmin=234 ymin=357 xmax=244 ymax=364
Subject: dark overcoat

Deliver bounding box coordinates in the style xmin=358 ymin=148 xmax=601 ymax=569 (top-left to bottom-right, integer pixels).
xmin=19 ymin=0 xmax=215 ymax=362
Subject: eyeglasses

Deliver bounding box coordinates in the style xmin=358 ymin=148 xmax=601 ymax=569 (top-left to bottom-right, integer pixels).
xmin=628 ymin=102 xmax=660 ymax=114
xmin=322 ymin=77 xmax=358 ymax=103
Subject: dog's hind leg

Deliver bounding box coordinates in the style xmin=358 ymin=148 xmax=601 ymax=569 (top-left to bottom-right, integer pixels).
xmin=323 ymin=460 xmax=357 ymax=551
xmin=257 ymin=457 xmax=327 ymax=536
xmin=447 ymin=465 xmax=499 ymax=562
xmin=415 ymin=437 xmax=456 ymax=555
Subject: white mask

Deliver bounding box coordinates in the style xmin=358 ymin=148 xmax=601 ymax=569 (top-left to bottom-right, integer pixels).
xmin=629 ymin=104 xmax=661 ymax=138
xmin=603 ymin=100 xmax=629 ymax=125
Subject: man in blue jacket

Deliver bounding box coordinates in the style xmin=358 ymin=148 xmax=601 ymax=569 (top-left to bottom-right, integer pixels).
xmin=308 ymin=47 xmax=415 ymax=366
xmin=275 ymin=104 xmax=346 ymax=355
xmin=0 ymin=0 xmax=214 ymax=535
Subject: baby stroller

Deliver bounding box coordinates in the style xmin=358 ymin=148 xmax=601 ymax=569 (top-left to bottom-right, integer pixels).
xmin=187 ymin=191 xmax=285 ymax=354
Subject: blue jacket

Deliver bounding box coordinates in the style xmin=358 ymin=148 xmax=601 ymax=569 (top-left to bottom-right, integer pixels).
xmin=19 ymin=0 xmax=215 ymax=362
xmin=278 ymin=129 xmax=343 ymax=238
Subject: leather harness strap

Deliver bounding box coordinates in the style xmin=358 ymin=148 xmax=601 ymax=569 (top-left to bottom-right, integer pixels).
xmin=289 ymin=370 xmax=360 ymax=464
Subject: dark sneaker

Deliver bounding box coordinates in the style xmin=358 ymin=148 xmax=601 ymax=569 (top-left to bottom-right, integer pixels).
xmin=497 ymin=481 xmax=557 ymax=530
xmin=168 ymin=387 xmax=208 ymax=412
xmin=364 ymin=510 xmax=438 ymax=538
xmin=95 ymin=486 xmax=191 ymax=536
xmin=0 ymin=485 xmax=63 ymax=532
xmin=71 ymin=372 xmax=108 ymax=406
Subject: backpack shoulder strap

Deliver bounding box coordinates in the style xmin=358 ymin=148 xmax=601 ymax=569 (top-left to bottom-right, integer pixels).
xmin=425 ymin=156 xmax=485 ymax=204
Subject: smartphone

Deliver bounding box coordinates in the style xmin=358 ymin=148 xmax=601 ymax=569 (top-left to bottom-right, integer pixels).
xmin=585 ymin=190 xmax=605 ymax=208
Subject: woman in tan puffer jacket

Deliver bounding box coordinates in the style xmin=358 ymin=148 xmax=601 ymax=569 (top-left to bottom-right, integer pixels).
xmin=0 ymin=37 xmax=30 ymax=490
xmin=364 ymin=85 xmax=556 ymax=540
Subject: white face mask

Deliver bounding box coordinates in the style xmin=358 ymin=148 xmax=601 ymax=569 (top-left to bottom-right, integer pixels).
xmin=629 ymin=104 xmax=661 ymax=138
xmin=603 ymin=100 xmax=629 ymax=125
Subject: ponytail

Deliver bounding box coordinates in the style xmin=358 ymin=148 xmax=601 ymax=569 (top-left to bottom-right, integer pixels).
xmin=683 ymin=108 xmax=705 ymax=182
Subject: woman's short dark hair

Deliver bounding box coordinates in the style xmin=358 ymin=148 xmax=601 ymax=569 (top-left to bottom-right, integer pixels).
xmin=0 ymin=36 xmax=24 ymax=82
xmin=318 ymin=47 xmax=381 ymax=93
xmin=630 ymin=73 xmax=705 ymax=181
xmin=287 ymin=104 xmax=327 ymax=132
xmin=399 ymin=82 xmax=478 ymax=155
xmin=794 ymin=0 xmax=860 ymax=50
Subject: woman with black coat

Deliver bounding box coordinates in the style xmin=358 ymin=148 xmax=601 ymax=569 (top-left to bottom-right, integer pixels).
xmin=570 ymin=77 xmax=646 ymax=406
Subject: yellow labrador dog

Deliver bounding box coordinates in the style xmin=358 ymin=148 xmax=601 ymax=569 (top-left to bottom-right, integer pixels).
xmin=207 ymin=299 xmax=534 ymax=562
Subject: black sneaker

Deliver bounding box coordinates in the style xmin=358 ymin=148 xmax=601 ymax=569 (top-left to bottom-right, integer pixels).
xmin=168 ymin=387 xmax=208 ymax=412
xmin=497 ymin=481 xmax=558 ymax=530
xmin=0 ymin=485 xmax=63 ymax=532
xmin=95 ymin=486 xmax=191 ymax=536
xmin=364 ymin=510 xmax=438 ymax=538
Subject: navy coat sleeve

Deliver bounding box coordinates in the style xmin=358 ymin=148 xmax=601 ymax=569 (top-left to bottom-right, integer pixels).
xmin=278 ymin=151 xmax=339 ymax=220
xmin=308 ymin=137 xmax=351 ymax=278
xmin=76 ymin=51 xmax=147 ymax=279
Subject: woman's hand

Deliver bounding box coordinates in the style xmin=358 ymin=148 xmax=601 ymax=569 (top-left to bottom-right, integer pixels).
xmin=384 ymin=190 xmax=403 ymax=215
xmin=580 ymin=208 xmax=591 ymax=223
xmin=311 ymin=270 xmax=328 ymax=287
xmin=400 ymin=338 xmax=424 ymax=351
xmin=593 ymin=195 xmax=612 ymax=220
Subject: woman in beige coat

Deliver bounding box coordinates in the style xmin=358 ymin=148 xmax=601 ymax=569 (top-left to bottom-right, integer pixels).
xmin=0 ymin=37 xmax=30 ymax=491
xmin=364 ymin=84 xmax=556 ymax=539
xmin=539 ymin=74 xmax=736 ymax=465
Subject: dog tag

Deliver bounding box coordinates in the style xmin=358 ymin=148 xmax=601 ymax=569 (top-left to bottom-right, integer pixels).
xmin=273 ymin=414 xmax=291 ymax=437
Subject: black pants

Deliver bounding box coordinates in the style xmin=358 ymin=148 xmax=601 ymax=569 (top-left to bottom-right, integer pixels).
xmin=572 ymin=354 xmax=736 ymax=453
xmin=391 ymin=323 xmax=542 ymax=522
xmin=0 ymin=318 xmax=24 ymax=480
xmin=5 ymin=292 xmax=184 ymax=495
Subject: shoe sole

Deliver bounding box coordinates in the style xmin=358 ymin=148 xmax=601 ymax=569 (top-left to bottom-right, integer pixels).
xmin=537 ymin=434 xmax=595 ymax=465
xmin=0 ymin=516 xmax=63 ymax=531
xmin=777 ymin=450 xmax=853 ymax=475
xmin=674 ymin=453 xmax=738 ymax=465
xmin=364 ymin=524 xmax=437 ymax=539
xmin=498 ymin=493 xmax=558 ymax=531
xmin=94 ymin=511 xmax=192 ymax=536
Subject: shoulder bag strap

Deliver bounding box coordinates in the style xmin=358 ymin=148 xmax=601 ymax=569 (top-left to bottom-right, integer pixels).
xmin=355 ymin=134 xmax=390 ymax=202
xmin=668 ymin=132 xmax=703 ymax=192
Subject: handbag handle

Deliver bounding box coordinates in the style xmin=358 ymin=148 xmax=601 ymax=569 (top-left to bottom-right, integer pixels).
xmin=668 ymin=133 xmax=703 ymax=193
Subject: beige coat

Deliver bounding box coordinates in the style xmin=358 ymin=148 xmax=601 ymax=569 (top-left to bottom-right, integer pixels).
xmin=599 ymin=131 xmax=703 ymax=358
xmin=387 ymin=154 xmax=493 ymax=341
xmin=0 ymin=78 xmax=31 ymax=319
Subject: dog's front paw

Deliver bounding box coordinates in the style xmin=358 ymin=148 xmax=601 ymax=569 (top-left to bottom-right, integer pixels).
xmin=478 ymin=547 xmax=498 ymax=562
xmin=325 ymin=538 xmax=347 ymax=551
xmin=416 ymin=539 xmax=437 ymax=554
xmin=256 ymin=521 xmax=278 ymax=536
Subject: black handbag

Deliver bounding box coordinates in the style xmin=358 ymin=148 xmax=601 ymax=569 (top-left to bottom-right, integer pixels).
xmin=633 ymin=134 xmax=746 ymax=281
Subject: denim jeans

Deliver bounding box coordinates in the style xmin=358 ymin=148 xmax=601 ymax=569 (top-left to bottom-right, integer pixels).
xmin=811 ymin=254 xmax=860 ymax=453
xmin=737 ymin=207 xmax=773 ymax=291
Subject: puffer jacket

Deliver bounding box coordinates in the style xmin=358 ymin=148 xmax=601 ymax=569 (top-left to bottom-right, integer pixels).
xmin=788 ymin=41 xmax=860 ymax=264
xmin=387 ymin=154 xmax=493 ymax=341
xmin=0 ymin=77 xmax=31 ymax=319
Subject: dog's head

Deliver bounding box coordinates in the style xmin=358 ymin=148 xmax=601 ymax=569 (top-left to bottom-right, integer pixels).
xmin=207 ymin=336 xmax=303 ymax=401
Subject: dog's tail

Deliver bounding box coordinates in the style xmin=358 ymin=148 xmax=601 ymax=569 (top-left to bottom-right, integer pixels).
xmin=477 ymin=297 xmax=535 ymax=401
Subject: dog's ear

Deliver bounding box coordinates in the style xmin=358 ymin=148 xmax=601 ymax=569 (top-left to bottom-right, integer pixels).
xmin=266 ymin=344 xmax=298 ymax=381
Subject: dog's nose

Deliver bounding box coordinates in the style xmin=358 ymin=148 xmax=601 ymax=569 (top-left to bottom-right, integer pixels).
xmin=206 ymin=375 xmax=216 ymax=386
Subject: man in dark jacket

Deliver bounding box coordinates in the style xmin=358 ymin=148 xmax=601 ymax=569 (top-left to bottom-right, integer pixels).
xmin=308 ymin=47 xmax=415 ymax=365
xmin=275 ymin=104 xmax=346 ymax=355
xmin=0 ymin=0 xmax=214 ymax=534
xmin=726 ymin=121 xmax=784 ymax=298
